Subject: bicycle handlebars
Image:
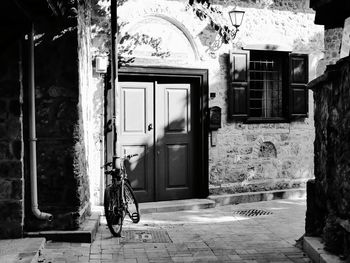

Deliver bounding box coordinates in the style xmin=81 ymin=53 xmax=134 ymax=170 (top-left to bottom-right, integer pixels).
xmin=101 ymin=154 xmax=139 ymax=169
xmin=125 ymin=154 xmax=138 ymax=159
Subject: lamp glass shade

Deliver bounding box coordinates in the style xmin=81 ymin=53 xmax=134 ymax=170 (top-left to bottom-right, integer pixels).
xmin=229 ymin=10 xmax=245 ymax=28
xmin=95 ymin=56 xmax=108 ymax=73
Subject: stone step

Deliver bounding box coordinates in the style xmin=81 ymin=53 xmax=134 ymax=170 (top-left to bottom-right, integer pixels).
xmin=0 ymin=237 xmax=45 ymax=263
xmin=93 ymin=189 xmax=306 ymax=216
xmin=25 ymin=212 xmax=100 ymax=243
xmin=92 ymin=198 xmax=216 ymax=216
xmin=303 ymin=236 xmax=345 ymax=263
xmin=209 ymin=188 xmax=306 ymax=206
xmin=139 ymin=198 xmax=216 ymax=214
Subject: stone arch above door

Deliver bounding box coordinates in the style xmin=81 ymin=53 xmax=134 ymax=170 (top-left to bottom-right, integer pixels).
xmin=120 ymin=15 xmax=199 ymax=65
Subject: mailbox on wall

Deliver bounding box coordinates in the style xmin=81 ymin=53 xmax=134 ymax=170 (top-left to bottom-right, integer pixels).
xmin=209 ymin=106 xmax=222 ymax=130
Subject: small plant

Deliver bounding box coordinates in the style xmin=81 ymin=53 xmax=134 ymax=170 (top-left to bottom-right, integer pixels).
xmin=188 ymin=0 xmax=237 ymax=44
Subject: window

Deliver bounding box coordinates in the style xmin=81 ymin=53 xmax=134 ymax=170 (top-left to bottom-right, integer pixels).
xmin=229 ymin=49 xmax=308 ymax=122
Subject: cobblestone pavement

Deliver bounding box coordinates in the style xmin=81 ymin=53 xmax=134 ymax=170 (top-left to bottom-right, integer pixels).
xmin=40 ymin=199 xmax=311 ymax=262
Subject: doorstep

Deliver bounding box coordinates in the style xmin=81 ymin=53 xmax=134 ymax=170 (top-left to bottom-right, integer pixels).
xmin=139 ymin=198 xmax=216 ymax=213
xmin=209 ymin=188 xmax=306 ymax=206
xmin=92 ymin=199 xmax=216 ymax=215
xmin=93 ymin=189 xmax=306 ymax=216
xmin=25 ymin=212 xmax=100 ymax=243
xmin=303 ymin=236 xmax=345 ymax=263
xmin=0 ymin=237 xmax=45 ymax=263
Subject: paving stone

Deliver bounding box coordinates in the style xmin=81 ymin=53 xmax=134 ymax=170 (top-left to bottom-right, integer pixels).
xmin=39 ymin=199 xmax=312 ymax=263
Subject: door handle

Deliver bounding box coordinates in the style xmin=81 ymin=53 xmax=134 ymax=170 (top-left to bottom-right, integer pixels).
xmin=148 ymin=124 xmax=153 ymax=131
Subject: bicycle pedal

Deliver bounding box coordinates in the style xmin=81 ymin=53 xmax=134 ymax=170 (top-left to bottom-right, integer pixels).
xmin=131 ymin=212 xmax=140 ymax=223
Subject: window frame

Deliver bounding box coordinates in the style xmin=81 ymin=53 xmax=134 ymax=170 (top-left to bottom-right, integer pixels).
xmin=229 ymin=48 xmax=309 ymax=123
xmin=247 ymin=50 xmax=289 ymax=123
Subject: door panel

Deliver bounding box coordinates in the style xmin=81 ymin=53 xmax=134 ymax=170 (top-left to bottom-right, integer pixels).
xmin=122 ymin=145 xmax=147 ymax=190
xmin=118 ymin=81 xmax=195 ymax=202
xmin=118 ymin=82 xmax=154 ymax=202
xmin=123 ymin=89 xmax=146 ymax=133
xmin=166 ymin=89 xmax=189 ymax=132
xmin=156 ymin=83 xmax=193 ymax=201
xmin=166 ymin=144 xmax=188 ymax=187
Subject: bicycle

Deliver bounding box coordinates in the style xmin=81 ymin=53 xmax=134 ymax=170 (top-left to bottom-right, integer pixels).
xmin=103 ymin=154 xmax=140 ymax=237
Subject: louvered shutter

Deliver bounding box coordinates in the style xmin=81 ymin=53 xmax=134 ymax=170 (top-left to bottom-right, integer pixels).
xmin=229 ymin=50 xmax=250 ymax=120
xmin=289 ymin=53 xmax=309 ymax=118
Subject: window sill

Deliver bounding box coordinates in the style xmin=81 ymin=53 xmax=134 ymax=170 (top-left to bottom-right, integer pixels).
xmin=244 ymin=117 xmax=289 ymax=124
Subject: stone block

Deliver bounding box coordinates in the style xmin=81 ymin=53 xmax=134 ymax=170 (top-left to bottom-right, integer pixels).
xmin=0 ymin=179 xmax=12 ymax=199
xmin=6 ymin=118 xmax=21 ymax=140
xmin=306 ymin=179 xmax=326 ymax=236
xmin=11 ymin=179 xmax=23 ymax=200
xmin=246 ymin=134 xmax=257 ymax=142
xmin=10 ymin=140 xmax=22 ymax=160
xmin=0 ymin=201 xmax=22 ymax=222
xmin=0 ymin=161 xmax=22 ymax=179
xmin=0 ymin=100 xmax=7 ymax=117
xmin=0 ymin=124 xmax=7 ymax=138
xmin=280 ymin=134 xmax=289 ymax=141
xmin=9 ymin=99 xmax=20 ymax=117
xmin=0 ymin=223 xmax=23 ymax=239
xmin=0 ymin=141 xmax=11 ymax=159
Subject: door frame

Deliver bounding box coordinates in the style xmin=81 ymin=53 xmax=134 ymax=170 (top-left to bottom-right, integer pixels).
xmin=118 ymin=66 xmax=209 ymax=199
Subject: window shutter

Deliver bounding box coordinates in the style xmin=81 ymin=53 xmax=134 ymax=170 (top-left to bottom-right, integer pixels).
xmin=289 ymin=53 xmax=309 ymax=118
xmin=229 ymin=49 xmax=250 ymax=120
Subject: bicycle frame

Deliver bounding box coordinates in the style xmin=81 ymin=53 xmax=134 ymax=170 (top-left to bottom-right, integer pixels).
xmin=103 ymin=154 xmax=139 ymax=237
xmin=118 ymin=157 xmax=127 ymax=214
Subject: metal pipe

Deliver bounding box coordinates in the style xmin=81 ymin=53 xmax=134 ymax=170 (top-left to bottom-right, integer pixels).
xmin=28 ymin=23 xmax=53 ymax=222
xmin=111 ymin=0 xmax=117 ymax=164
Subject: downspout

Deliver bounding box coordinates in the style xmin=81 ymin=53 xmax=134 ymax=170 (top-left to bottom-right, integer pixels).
xmin=111 ymin=0 xmax=117 ymax=162
xmin=28 ymin=23 xmax=53 ymax=221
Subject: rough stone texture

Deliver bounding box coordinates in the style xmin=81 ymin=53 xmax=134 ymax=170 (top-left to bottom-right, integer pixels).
xmin=305 ymin=179 xmax=326 ymax=236
xmin=86 ymin=0 xmax=108 ymax=205
xmin=212 ymin=0 xmax=312 ymax=12
xmin=324 ymin=27 xmax=343 ymax=65
xmin=307 ymin=57 xmax=350 ymax=260
xmin=87 ymin=0 xmax=325 ymax=200
xmin=340 ymin=18 xmax=350 ymax=59
xmin=24 ymin=2 xmax=90 ymax=231
xmin=0 ymin=44 xmax=24 ymax=238
xmin=77 ymin=0 xmax=92 ymax=225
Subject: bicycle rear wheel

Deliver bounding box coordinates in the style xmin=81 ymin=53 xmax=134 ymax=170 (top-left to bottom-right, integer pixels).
xmin=124 ymin=182 xmax=140 ymax=223
xmin=104 ymin=186 xmax=123 ymax=237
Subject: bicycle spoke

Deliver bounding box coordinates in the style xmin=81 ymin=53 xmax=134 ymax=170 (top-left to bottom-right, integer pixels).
xmin=104 ymin=187 xmax=123 ymax=237
xmin=124 ymin=183 xmax=140 ymax=223
xmin=103 ymin=154 xmax=140 ymax=237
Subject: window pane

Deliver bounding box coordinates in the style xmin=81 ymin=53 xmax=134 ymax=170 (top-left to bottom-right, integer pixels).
xmin=292 ymin=89 xmax=306 ymax=114
xmin=249 ymin=51 xmax=283 ymax=118
xmin=291 ymin=57 xmax=306 ymax=83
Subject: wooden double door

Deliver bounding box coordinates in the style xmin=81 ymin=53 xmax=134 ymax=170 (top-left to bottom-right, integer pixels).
xmin=118 ymin=79 xmax=197 ymax=202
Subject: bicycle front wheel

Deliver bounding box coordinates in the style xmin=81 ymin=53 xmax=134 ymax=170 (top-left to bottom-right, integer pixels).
xmin=124 ymin=182 xmax=140 ymax=223
xmin=104 ymin=185 xmax=123 ymax=237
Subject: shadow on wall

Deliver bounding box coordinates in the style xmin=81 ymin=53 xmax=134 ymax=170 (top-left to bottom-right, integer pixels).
xmin=24 ymin=29 xmax=89 ymax=231
xmin=208 ymin=51 xmax=314 ymax=194
xmin=109 ymin=84 xmax=202 ymax=203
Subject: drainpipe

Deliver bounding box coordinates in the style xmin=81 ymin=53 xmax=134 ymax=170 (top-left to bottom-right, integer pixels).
xmin=28 ymin=23 xmax=53 ymax=221
xmin=111 ymin=0 xmax=117 ymax=162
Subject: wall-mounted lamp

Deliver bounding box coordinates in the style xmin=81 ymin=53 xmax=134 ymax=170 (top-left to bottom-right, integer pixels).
xmin=95 ymin=55 xmax=108 ymax=74
xmin=228 ymin=10 xmax=245 ymax=40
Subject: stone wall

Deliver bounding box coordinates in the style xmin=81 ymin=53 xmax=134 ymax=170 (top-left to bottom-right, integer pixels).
xmin=112 ymin=0 xmax=324 ymax=197
xmin=88 ymin=0 xmax=111 ymax=205
xmin=209 ymin=121 xmax=315 ymax=194
xmin=324 ymin=27 xmax=343 ymax=65
xmin=0 ymin=43 xmax=24 ymax=238
xmin=24 ymin=4 xmax=90 ymax=230
xmin=306 ymin=57 xmax=350 ymax=260
xmin=86 ymin=0 xmax=324 ymax=203
xmin=77 ymin=0 xmax=92 ymax=222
